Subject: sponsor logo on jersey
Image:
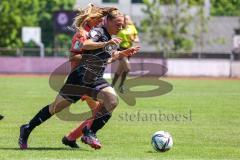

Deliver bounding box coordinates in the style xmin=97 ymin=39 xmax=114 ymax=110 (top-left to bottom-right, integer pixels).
xmin=90 ymin=30 xmax=98 ymax=38
xmin=104 ymin=44 xmax=118 ymax=55
xmin=73 ymin=40 xmax=83 ymax=50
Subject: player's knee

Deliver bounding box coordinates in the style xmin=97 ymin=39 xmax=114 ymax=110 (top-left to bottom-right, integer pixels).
xmin=48 ymin=103 xmax=55 ymax=115
xmin=49 ymin=103 xmax=62 ymax=114
xmin=49 ymin=99 xmax=71 ymax=114
xmin=123 ymin=66 xmax=130 ymax=73
xmin=112 ymin=98 xmax=119 ymax=108
xmin=107 ymin=97 xmax=119 ymax=112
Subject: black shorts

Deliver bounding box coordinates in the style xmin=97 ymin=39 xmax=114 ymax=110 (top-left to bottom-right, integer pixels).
xmin=59 ymin=69 xmax=111 ymax=103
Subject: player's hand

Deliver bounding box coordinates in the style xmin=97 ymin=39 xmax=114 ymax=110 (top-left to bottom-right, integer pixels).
xmin=106 ymin=37 xmax=122 ymax=46
xmin=120 ymin=46 xmax=140 ymax=57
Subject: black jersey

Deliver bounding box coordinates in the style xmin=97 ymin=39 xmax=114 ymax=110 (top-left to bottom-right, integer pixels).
xmin=60 ymin=27 xmax=115 ymax=103
xmin=76 ymin=26 xmax=116 ymax=84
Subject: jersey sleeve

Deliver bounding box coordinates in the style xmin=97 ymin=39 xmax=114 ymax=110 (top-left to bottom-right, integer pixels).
xmin=88 ymin=28 xmax=104 ymax=42
xmin=70 ymin=32 xmax=86 ymax=54
xmin=131 ymin=25 xmax=138 ymax=35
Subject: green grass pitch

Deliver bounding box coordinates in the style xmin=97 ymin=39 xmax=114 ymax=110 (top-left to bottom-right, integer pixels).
xmin=0 ymin=76 xmax=239 ymax=160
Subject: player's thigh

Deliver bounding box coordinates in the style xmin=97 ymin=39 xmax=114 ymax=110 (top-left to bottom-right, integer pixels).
xmin=122 ymin=57 xmax=131 ymax=71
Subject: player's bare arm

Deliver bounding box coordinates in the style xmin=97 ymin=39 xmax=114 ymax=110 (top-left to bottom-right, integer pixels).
xmin=82 ymin=37 xmax=122 ymax=50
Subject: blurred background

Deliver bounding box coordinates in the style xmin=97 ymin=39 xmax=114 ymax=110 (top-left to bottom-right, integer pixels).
xmin=0 ymin=0 xmax=240 ymax=77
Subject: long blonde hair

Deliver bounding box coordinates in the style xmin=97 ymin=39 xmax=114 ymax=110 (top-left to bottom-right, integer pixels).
xmin=73 ymin=3 xmax=117 ymax=31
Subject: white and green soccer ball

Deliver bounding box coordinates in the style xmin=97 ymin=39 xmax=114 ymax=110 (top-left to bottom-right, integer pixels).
xmin=151 ymin=131 xmax=173 ymax=152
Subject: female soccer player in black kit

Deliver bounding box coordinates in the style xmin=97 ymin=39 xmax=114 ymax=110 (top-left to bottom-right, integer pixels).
xmin=18 ymin=9 xmax=140 ymax=149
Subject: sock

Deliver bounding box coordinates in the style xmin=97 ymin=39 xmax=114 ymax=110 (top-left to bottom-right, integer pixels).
xmin=90 ymin=111 xmax=112 ymax=134
xmin=67 ymin=100 xmax=101 ymax=140
xmin=90 ymin=114 xmax=112 ymax=134
xmin=67 ymin=119 xmax=93 ymax=141
xmin=28 ymin=105 xmax=52 ymax=131
xmin=111 ymin=73 xmax=120 ymax=87
xmin=119 ymin=71 xmax=128 ymax=87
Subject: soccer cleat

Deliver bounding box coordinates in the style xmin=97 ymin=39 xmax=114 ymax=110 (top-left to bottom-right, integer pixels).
xmin=81 ymin=126 xmax=102 ymax=149
xmin=0 ymin=114 xmax=4 ymax=120
xmin=62 ymin=136 xmax=79 ymax=148
xmin=18 ymin=124 xmax=31 ymax=149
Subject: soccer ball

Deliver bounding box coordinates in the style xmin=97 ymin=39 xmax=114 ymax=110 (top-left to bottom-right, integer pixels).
xmin=151 ymin=131 xmax=173 ymax=152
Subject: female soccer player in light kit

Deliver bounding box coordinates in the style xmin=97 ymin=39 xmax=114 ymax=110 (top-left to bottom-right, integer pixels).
xmin=112 ymin=15 xmax=139 ymax=93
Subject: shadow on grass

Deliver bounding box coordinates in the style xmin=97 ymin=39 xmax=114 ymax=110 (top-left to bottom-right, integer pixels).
xmin=0 ymin=147 xmax=90 ymax=151
xmin=146 ymin=150 xmax=158 ymax=153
